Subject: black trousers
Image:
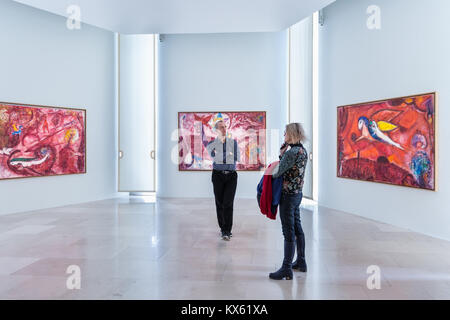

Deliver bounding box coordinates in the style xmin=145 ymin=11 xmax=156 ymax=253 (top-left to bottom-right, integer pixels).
xmin=212 ymin=170 xmax=238 ymax=234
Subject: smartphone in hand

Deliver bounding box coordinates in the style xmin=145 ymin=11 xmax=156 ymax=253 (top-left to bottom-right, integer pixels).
xmin=279 ymin=142 xmax=289 ymax=156
xmin=280 ymin=142 xmax=288 ymax=150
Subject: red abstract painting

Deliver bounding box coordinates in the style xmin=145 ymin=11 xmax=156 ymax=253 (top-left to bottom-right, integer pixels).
xmin=0 ymin=102 xmax=86 ymax=180
xmin=178 ymin=111 xmax=266 ymax=171
xmin=337 ymin=93 xmax=436 ymax=190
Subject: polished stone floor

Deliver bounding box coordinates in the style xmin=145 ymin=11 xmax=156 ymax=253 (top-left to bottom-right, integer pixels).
xmin=0 ymin=196 xmax=450 ymax=300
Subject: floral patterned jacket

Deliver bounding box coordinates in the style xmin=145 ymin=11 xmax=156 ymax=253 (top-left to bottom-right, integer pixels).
xmin=272 ymin=143 xmax=308 ymax=194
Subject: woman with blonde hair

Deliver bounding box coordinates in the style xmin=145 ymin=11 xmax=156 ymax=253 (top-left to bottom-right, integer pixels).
xmin=269 ymin=122 xmax=308 ymax=280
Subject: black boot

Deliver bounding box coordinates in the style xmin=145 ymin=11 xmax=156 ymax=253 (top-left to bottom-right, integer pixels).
xmin=269 ymin=241 xmax=295 ymax=280
xmin=292 ymin=235 xmax=307 ymax=272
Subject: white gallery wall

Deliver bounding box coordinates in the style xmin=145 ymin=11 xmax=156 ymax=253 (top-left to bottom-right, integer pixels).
xmin=157 ymin=32 xmax=288 ymax=198
xmin=289 ymin=17 xmax=314 ymax=199
xmin=319 ymin=0 xmax=450 ymax=240
xmin=118 ymin=34 xmax=156 ymax=192
xmin=0 ymin=0 xmax=117 ymax=215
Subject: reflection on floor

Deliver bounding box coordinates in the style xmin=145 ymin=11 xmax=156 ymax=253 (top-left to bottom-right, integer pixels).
xmin=0 ymin=196 xmax=449 ymax=300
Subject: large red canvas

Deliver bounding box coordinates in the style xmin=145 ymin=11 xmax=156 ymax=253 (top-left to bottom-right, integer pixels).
xmin=337 ymin=93 xmax=436 ymax=190
xmin=178 ymin=111 xmax=266 ymax=171
xmin=0 ymin=102 xmax=86 ymax=180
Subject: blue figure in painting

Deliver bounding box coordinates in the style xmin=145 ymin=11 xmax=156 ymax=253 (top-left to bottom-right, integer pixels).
xmin=12 ymin=124 xmax=23 ymax=136
xmin=411 ymin=151 xmax=432 ymax=189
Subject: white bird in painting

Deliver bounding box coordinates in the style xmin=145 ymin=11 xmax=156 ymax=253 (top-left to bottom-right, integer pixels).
xmin=356 ymin=116 xmax=404 ymax=150
xmin=368 ymin=120 xmax=404 ymax=150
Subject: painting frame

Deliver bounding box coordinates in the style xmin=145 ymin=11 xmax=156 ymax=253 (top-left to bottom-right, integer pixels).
xmin=336 ymin=92 xmax=438 ymax=191
xmin=0 ymin=100 xmax=87 ymax=181
xmin=177 ymin=110 xmax=267 ymax=172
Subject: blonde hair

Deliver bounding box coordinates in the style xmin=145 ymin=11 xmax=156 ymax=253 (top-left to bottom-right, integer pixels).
xmin=285 ymin=123 xmax=306 ymax=144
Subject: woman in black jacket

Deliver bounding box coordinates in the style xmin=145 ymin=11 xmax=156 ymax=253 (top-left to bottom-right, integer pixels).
xmin=270 ymin=123 xmax=308 ymax=280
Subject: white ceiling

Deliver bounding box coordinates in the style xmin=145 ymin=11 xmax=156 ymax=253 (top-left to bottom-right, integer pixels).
xmin=13 ymin=0 xmax=335 ymax=34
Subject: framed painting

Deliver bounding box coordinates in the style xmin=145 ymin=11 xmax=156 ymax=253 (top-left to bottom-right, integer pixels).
xmin=0 ymin=101 xmax=86 ymax=180
xmin=178 ymin=111 xmax=266 ymax=171
xmin=337 ymin=92 xmax=437 ymax=190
